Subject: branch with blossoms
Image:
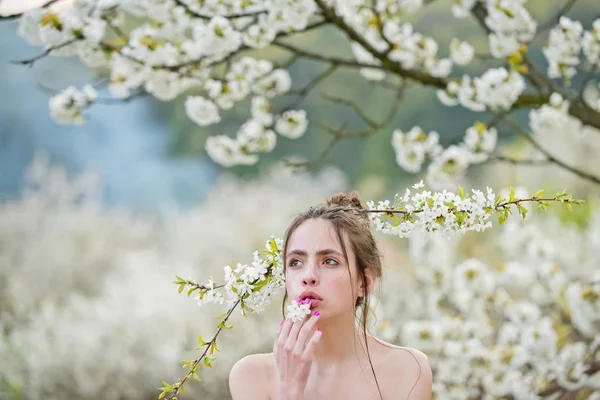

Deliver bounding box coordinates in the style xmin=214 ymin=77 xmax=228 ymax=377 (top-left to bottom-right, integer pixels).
xmin=159 ymin=182 xmax=583 ymax=399
xmin=11 ymin=0 xmax=600 ymax=188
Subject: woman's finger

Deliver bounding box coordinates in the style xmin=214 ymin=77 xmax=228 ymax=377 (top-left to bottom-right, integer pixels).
xmin=302 ymin=328 xmax=322 ymax=361
xmin=294 ymin=311 xmax=320 ymax=354
xmin=285 ymin=314 xmax=309 ymax=351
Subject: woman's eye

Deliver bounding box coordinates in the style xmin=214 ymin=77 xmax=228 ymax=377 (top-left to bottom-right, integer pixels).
xmin=288 ymin=259 xmax=301 ymax=267
xmin=324 ymin=258 xmax=339 ymax=266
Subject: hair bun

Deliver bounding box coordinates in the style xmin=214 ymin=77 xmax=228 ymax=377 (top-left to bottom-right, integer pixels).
xmin=327 ymin=191 xmax=364 ymax=210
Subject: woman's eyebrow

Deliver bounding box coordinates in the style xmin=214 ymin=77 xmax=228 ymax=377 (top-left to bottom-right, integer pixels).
xmin=287 ymin=249 xmax=343 ymax=258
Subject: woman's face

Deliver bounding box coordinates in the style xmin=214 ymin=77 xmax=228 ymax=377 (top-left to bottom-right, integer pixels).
xmin=285 ymin=218 xmax=360 ymax=318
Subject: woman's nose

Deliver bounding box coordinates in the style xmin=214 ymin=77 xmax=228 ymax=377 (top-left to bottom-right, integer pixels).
xmin=302 ymin=266 xmax=318 ymax=285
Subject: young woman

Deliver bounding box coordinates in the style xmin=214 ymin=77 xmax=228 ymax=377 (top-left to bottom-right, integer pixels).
xmin=229 ymin=192 xmax=433 ymax=399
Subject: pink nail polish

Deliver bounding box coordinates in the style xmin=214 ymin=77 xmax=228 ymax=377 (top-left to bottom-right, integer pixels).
xmin=303 ymin=298 xmax=310 ymax=305
xmin=317 ymin=328 xmax=322 ymax=332
xmin=314 ymin=311 xmax=320 ymax=317
xmin=296 ymin=297 xmax=302 ymax=304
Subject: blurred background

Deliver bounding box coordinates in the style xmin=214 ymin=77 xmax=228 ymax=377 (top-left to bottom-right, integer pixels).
xmin=1 ymin=0 xmax=600 ymax=399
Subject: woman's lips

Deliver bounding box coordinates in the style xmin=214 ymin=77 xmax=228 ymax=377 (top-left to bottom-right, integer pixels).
xmin=308 ymin=299 xmax=321 ymax=309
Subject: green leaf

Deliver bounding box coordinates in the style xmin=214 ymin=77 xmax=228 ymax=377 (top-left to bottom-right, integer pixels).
xmin=270 ymin=238 xmax=278 ymax=252
xmin=458 ymin=185 xmax=465 ymax=199
xmin=203 ymin=357 xmax=214 ymax=368
xmin=178 ymin=283 xmax=185 ymax=294
xmin=517 ymin=203 xmax=528 ymax=220
xmin=187 ymin=287 xmax=197 ymax=297
xmin=494 ymin=194 xmax=503 ymax=205
xmin=509 ymin=187 xmax=516 ymax=202
xmin=192 ymin=373 xmax=203 ymax=382
xmin=198 ymin=336 xmax=207 ymax=346
xmin=533 ymin=189 xmax=546 ymax=198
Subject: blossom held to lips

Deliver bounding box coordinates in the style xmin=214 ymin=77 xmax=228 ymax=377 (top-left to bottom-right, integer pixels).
xmin=286 ymin=299 xmax=311 ymax=322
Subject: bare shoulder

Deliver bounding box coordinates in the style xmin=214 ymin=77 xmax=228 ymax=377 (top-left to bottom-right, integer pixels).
xmin=229 ymin=353 xmax=276 ymax=400
xmin=372 ymin=338 xmax=433 ymax=400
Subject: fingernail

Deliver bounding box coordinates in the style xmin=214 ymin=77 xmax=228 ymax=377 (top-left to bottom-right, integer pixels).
xmin=314 ymin=311 xmax=320 ymax=317
xmin=303 ymin=298 xmax=310 ymax=304
xmin=280 ymin=319 xmax=284 ymax=326
xmin=317 ymin=328 xmax=322 ymax=332
xmin=296 ymin=297 xmax=302 ymax=304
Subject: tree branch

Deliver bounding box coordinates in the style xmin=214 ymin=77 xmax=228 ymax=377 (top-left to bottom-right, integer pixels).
xmin=499 ymin=115 xmax=600 ymax=186
xmin=489 ymin=154 xmax=552 ymax=166
xmin=10 ymin=37 xmax=81 ymax=67
xmin=0 ymin=0 xmax=61 ymax=21
xmin=172 ymin=0 xmax=266 ymax=19
xmin=271 ymin=40 xmax=380 ymax=70
xmin=279 ymin=63 xmax=338 ymax=111
xmin=285 ymin=82 xmax=406 ymax=169
xmin=537 ymin=0 xmax=579 ymax=36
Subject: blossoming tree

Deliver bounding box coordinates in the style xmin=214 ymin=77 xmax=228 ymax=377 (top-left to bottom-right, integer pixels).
xmin=4 ymin=0 xmax=600 ymax=399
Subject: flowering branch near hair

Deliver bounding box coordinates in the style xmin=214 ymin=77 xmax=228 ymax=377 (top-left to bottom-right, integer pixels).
xmin=160 ymin=182 xmax=583 ymax=399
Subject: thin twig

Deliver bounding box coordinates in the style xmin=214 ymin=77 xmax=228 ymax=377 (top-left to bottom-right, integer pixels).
xmin=10 ymin=38 xmax=81 ymax=67
xmin=271 ymin=40 xmax=381 ymax=70
xmin=489 ymin=154 xmax=552 ymax=165
xmin=0 ymin=0 xmax=61 ymax=21
xmin=499 ymin=114 xmax=600 ymax=186
xmin=172 ymin=0 xmax=266 ymax=20
xmin=280 ymin=63 xmax=338 ymax=111
xmin=321 ymin=94 xmax=379 ymax=128
xmin=537 ymin=0 xmax=579 ymax=36
xmin=285 ymin=83 xmax=406 ymax=169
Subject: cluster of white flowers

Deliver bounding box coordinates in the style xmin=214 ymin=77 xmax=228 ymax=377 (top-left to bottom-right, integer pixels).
xmin=543 ymin=17 xmax=584 ymax=80
xmin=373 ymin=205 xmax=600 ymax=399
xmin=449 ymin=38 xmax=474 ymax=66
xmin=17 ymin=0 xmax=600 ymax=180
xmin=365 ymin=181 xmax=497 ymax=237
xmin=583 ymin=19 xmax=600 ymax=65
xmin=529 ymin=92 xmax=583 ymax=137
xmin=286 ymin=299 xmax=312 ymax=322
xmin=391 ymin=127 xmax=442 ymax=173
xmin=484 ymin=0 xmax=536 ymax=58
xmin=392 ymin=122 xmax=497 ymax=188
xmin=438 ymin=68 xmax=525 ymax=112
xmin=49 ymin=84 xmax=97 ymax=125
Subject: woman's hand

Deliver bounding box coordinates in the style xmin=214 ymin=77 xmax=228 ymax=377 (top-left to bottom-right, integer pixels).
xmin=273 ymin=309 xmax=322 ymax=400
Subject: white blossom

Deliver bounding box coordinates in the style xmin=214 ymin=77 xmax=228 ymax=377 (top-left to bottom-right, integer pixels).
xmin=450 ymin=38 xmax=474 ymax=66
xmin=543 ymin=17 xmax=583 ymax=80
xmin=463 ymin=122 xmax=497 ymax=163
xmin=185 ymin=96 xmax=221 ymax=126
xmin=275 ymin=110 xmax=308 ymax=139
xmin=286 ymin=299 xmax=311 ymax=322
xmin=582 ymin=19 xmax=600 ymax=64
xmin=49 ymin=85 xmax=97 ymax=125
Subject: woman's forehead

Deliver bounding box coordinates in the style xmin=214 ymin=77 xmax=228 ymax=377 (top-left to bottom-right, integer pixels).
xmin=287 ymin=219 xmax=348 ymax=251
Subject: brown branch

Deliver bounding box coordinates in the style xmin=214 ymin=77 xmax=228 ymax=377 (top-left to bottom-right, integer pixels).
xmin=271 ymin=40 xmax=381 ymax=71
xmin=173 ymin=0 xmax=267 ymax=20
xmin=312 ymin=0 xmax=600 ymax=130
xmin=10 ymin=37 xmax=81 ymax=67
xmin=538 ymin=361 xmax=600 ymax=397
xmin=499 ymin=115 xmax=600 ymax=186
xmin=164 ymin=299 xmax=240 ymax=400
xmin=489 ymin=154 xmax=552 ymax=166
xmin=537 ymin=0 xmax=579 ymax=36
xmin=0 ymin=0 xmax=61 ymax=21
xmin=285 ymin=83 xmax=406 ymax=169
xmin=321 ymin=94 xmax=379 ymax=128
xmin=279 ymin=63 xmax=338 ymax=111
